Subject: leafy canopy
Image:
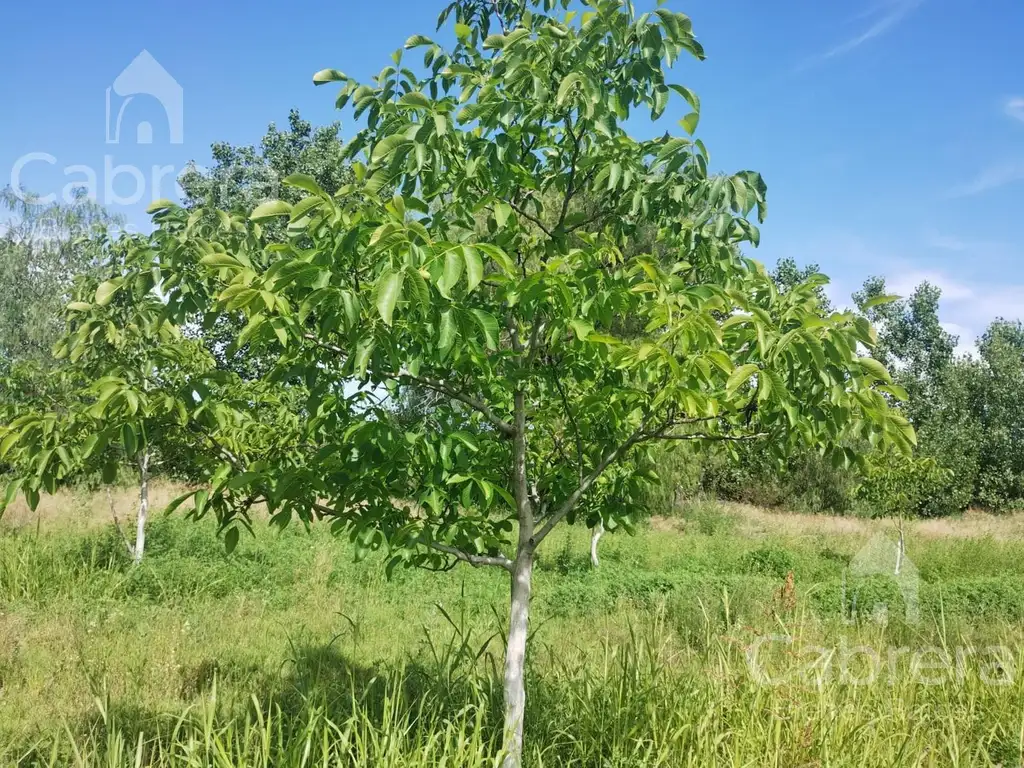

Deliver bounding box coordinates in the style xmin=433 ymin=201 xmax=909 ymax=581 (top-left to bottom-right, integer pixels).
xmin=9 ymin=0 xmax=911 ymax=566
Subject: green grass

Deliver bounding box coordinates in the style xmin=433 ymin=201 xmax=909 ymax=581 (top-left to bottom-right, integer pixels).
xmin=3 ymin=498 xmax=1024 ymax=766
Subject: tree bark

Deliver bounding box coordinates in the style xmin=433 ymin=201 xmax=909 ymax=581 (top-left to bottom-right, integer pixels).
xmin=590 ymin=521 xmax=604 ymax=568
xmin=502 ymin=546 xmax=533 ymax=768
xmin=502 ymin=390 xmax=533 ymax=768
xmin=134 ymin=451 xmax=149 ymax=565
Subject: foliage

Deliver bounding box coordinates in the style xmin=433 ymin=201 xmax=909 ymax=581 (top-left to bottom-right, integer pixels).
xmin=0 ymin=233 xmax=300 ymax=556
xmin=0 ymin=188 xmax=121 ymax=369
xmin=857 ymin=274 xmax=1024 ymax=512
xmin=178 ymin=110 xmax=353 ymax=379
xmin=856 ymin=450 xmax=956 ymax=518
xmin=179 ymin=109 xmax=353 ymax=222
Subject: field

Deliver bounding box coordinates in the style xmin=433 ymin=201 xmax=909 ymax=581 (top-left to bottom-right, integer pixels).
xmin=3 ymin=486 xmax=1024 ymax=766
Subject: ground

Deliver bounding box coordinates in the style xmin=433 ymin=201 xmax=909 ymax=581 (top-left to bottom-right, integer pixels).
xmin=2 ymin=485 xmax=1024 ymax=766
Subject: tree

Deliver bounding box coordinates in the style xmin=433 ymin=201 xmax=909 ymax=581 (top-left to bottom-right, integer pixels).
xmin=0 ymin=188 xmax=121 ymax=369
xmin=0 ymin=231 xmax=283 ymax=561
xmin=178 ymin=110 xmax=354 ymax=380
xmin=855 ymin=277 xmax=956 ymax=422
xmin=83 ymin=2 xmax=910 ymax=763
xmin=973 ymin=320 xmax=1024 ymax=508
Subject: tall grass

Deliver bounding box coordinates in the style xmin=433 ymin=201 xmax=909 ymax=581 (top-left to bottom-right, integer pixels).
xmin=4 ymin=499 xmax=1024 ymax=766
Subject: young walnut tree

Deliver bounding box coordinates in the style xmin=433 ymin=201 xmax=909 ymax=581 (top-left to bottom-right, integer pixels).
xmin=49 ymin=1 xmax=912 ymax=764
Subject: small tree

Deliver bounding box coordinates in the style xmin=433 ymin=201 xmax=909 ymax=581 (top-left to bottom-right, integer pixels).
xmin=84 ymin=2 xmax=910 ymax=763
xmin=0 ymin=233 xmax=273 ymax=561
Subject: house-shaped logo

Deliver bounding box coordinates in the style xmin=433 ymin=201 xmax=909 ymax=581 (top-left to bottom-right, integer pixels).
xmin=846 ymin=532 xmax=920 ymax=625
xmin=105 ymin=50 xmax=183 ymax=145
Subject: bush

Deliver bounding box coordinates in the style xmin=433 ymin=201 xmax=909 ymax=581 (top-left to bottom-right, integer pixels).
xmin=856 ymin=451 xmax=958 ymax=518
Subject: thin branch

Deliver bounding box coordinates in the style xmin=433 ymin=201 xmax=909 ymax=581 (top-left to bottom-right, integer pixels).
xmin=107 ymin=487 xmax=135 ymax=559
xmin=400 ymin=373 xmax=515 ymax=437
xmin=552 ymin=372 xmax=584 ymax=484
xmin=652 ymin=432 xmax=768 ymax=442
xmin=491 ymin=0 xmax=508 ymax=34
xmin=557 ymin=117 xmax=582 ymax=231
xmin=530 ymin=420 xmax=650 ymax=548
xmin=504 ymin=199 xmax=554 ymax=237
xmin=310 ymin=501 xmax=513 ymax=571
xmin=301 ymin=333 xmax=515 ymax=437
xmin=429 ymin=541 xmax=514 ymax=571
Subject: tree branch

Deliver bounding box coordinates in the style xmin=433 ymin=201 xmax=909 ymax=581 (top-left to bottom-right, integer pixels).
xmin=530 ymin=420 xmax=649 ymax=548
xmin=310 ymin=501 xmax=513 ymax=571
xmin=557 ymin=117 xmax=582 ymax=232
xmin=301 ymin=333 xmax=515 ymax=437
xmin=552 ymin=372 xmax=584 ymax=484
xmin=651 ymin=432 xmax=769 ymax=442
xmin=429 ymin=541 xmax=514 ymax=571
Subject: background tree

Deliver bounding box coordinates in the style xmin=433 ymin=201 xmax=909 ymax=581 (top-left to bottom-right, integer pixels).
xmin=0 ymin=188 xmax=121 ymax=369
xmin=0 ymin=229 xmax=286 ymax=561
xmin=178 ymin=110 xmax=353 ymax=380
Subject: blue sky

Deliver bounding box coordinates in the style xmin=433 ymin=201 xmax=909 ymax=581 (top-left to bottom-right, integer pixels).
xmin=1 ymin=0 xmax=1022 ymax=349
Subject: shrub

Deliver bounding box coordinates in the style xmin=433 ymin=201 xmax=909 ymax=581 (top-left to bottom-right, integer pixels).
xmin=856 ymin=451 xmax=958 ymax=518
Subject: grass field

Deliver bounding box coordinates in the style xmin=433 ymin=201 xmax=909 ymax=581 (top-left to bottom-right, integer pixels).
xmin=3 ymin=485 xmax=1024 ymax=766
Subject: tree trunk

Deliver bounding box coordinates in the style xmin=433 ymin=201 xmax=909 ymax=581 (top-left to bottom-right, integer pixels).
xmin=134 ymin=451 xmax=149 ymax=565
xmin=590 ymin=521 xmax=604 ymax=568
xmin=502 ymin=547 xmax=533 ymax=768
xmin=503 ymin=390 xmax=533 ymax=768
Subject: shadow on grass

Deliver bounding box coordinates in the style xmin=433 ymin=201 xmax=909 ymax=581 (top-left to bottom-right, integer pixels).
xmin=10 ymin=629 xmax=507 ymax=767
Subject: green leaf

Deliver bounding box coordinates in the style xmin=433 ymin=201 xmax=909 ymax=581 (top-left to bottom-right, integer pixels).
xmin=374 ymin=269 xmax=405 ymax=326
xmin=250 ymin=200 xmax=292 ymax=221
xmin=438 ymin=310 xmax=457 ymax=351
xmin=94 ymin=280 xmax=122 ymax=307
xmin=570 ymin=319 xmax=593 ymax=340
xmin=668 ymin=83 xmax=701 ymax=112
xmin=455 ymin=22 xmax=471 ymax=40
xmin=862 ymin=294 xmax=901 ymax=309
xmin=471 ymin=310 xmax=499 ymax=350
xmin=283 ymin=174 xmax=328 ymax=197
xmin=680 ymin=112 xmax=699 ymax=136
xmin=463 ymin=246 xmax=483 ymax=293
xmin=405 ymin=34 xmax=434 ymax=48
xmin=858 ymin=356 xmax=892 ymax=383
xmin=313 ymin=68 xmax=348 ymax=85
xmin=66 ymin=302 xmax=93 ymax=312
xmin=224 ymin=527 xmax=240 ymax=554
xmin=494 ymin=201 xmax=512 ymax=228
xmin=726 ymin=364 xmax=759 ymax=396
xmin=399 ymin=92 xmax=432 ymax=109
xmin=556 ymin=72 xmax=585 ymax=106
xmin=439 ymin=248 xmax=464 ymax=297
xmin=146 ymin=198 xmax=177 ymax=213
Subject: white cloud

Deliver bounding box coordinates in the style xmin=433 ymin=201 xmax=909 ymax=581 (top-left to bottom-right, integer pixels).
xmin=1006 ymin=97 xmax=1024 ymax=124
xmin=887 ymin=270 xmax=974 ymax=301
xmin=885 ymin=269 xmax=1024 ymax=352
xmin=821 ymin=0 xmax=924 ymax=60
xmin=947 ymin=160 xmax=1024 ymax=197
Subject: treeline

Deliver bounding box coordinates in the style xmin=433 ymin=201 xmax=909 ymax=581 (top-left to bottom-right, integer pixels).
xmin=659 ymin=276 xmax=1024 ymax=517
xmin=1 ymin=112 xmax=1021 ymax=519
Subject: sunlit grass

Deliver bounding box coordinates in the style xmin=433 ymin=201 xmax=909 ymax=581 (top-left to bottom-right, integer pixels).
xmin=3 ymin=494 xmax=1024 ymax=766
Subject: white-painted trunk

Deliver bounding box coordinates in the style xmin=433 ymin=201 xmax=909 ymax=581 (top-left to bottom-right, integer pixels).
xmin=590 ymin=521 xmax=604 ymax=568
xmin=134 ymin=452 xmax=149 ymax=565
xmin=502 ymin=389 xmax=533 ymax=768
xmin=502 ymin=550 xmax=533 ymax=768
